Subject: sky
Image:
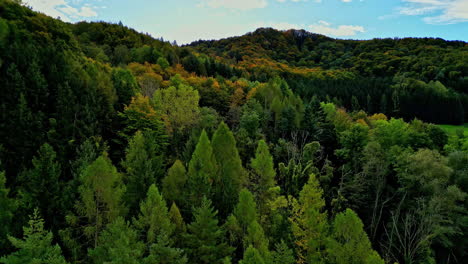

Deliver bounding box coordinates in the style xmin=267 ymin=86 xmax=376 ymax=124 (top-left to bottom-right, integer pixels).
xmin=24 ymin=0 xmax=468 ymax=44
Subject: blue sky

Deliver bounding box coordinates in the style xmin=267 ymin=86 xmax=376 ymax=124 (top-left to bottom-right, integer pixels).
xmin=24 ymin=0 xmax=468 ymax=44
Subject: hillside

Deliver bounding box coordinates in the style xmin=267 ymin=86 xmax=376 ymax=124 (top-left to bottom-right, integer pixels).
xmin=0 ymin=1 xmax=467 ymax=264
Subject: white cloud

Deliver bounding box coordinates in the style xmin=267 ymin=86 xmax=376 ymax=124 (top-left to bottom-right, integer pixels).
xmin=200 ymin=0 xmax=268 ymax=10
xmin=398 ymin=0 xmax=468 ymax=24
xmin=309 ymin=20 xmax=365 ymax=36
xmin=24 ymin=0 xmax=99 ymax=22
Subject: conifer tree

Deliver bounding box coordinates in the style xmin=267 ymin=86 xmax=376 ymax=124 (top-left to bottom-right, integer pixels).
xmin=290 ymin=174 xmax=328 ymax=264
xmin=0 ymin=209 xmax=67 ymax=264
xmin=162 ymin=160 xmax=187 ymax=207
xmin=0 ymin=170 xmax=15 ymax=250
xmin=211 ymin=122 xmax=246 ymax=217
xmin=144 ymin=234 xmax=188 ymax=264
xmin=134 ymin=184 xmax=174 ymax=244
xmin=272 ymin=241 xmax=295 ymax=264
xmin=250 ymin=140 xmax=277 ymax=213
xmin=184 ymin=197 xmax=233 ymax=264
xmin=19 ymin=143 xmax=61 ymax=227
xmin=169 ymin=202 xmax=186 ymax=246
xmin=234 ymin=189 xmax=258 ymax=233
xmin=327 ymin=209 xmax=384 ymax=264
xmin=64 ymin=154 xmax=125 ymax=251
xmin=239 ymin=245 xmax=265 ymax=264
xmin=88 ymin=217 xmax=144 ymax=264
xmin=122 ymin=130 xmax=165 ymax=216
xmin=187 ymin=130 xmax=217 ymax=206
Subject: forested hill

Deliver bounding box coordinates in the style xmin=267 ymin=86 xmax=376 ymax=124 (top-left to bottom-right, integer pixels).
xmin=0 ymin=1 xmax=467 ymax=264
xmin=189 ymin=28 xmax=468 ymax=124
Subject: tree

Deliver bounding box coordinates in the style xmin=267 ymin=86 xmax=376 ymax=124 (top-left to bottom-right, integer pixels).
xmin=122 ymin=130 xmax=165 ymax=216
xmin=0 ymin=170 xmax=15 ymax=250
xmin=0 ymin=209 xmax=67 ymax=264
xmin=144 ymin=234 xmax=188 ymax=264
xmin=162 ymin=160 xmax=187 ymax=207
xmin=88 ymin=217 xmax=144 ymax=264
xmin=19 ymin=143 xmax=61 ymax=228
xmin=239 ymin=246 xmax=265 ymax=264
xmin=153 ymin=84 xmax=200 ymax=134
xmin=234 ymin=189 xmax=258 ymax=233
xmin=183 ymin=198 xmax=233 ymax=264
xmin=187 ymin=130 xmax=217 ymax=206
xmin=211 ymin=122 xmax=246 ymax=217
xmin=250 ymin=140 xmax=277 ymax=213
xmin=169 ymin=202 xmax=187 ymax=247
xmin=327 ymin=209 xmax=384 ymax=264
xmin=290 ymin=174 xmax=328 ymax=264
xmin=133 ymin=184 xmax=174 ymax=244
xmin=112 ymin=68 xmax=138 ymax=109
xmin=272 ymin=241 xmax=295 ymax=264
xmin=65 ymin=154 xmax=125 ymax=250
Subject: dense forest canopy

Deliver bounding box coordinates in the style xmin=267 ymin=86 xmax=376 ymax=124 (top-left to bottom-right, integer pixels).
xmin=0 ymin=0 xmax=467 ymax=264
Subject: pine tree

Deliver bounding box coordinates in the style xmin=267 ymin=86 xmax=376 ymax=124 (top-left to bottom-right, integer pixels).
xmin=122 ymin=130 xmax=165 ymax=216
xmin=144 ymin=233 xmax=188 ymax=264
xmin=245 ymin=220 xmax=271 ymax=261
xmin=234 ymin=189 xmax=258 ymax=233
xmin=211 ymin=122 xmax=246 ymax=217
xmin=327 ymin=209 xmax=384 ymax=264
xmin=290 ymin=174 xmax=328 ymax=264
xmin=272 ymin=240 xmax=295 ymax=264
xmin=169 ymin=202 xmax=186 ymax=247
xmin=187 ymin=130 xmax=217 ymax=206
xmin=239 ymin=245 xmax=265 ymax=264
xmin=88 ymin=217 xmax=144 ymax=264
xmin=0 ymin=209 xmax=67 ymax=264
xmin=162 ymin=160 xmax=187 ymax=207
xmin=64 ymin=154 xmax=125 ymax=252
xmin=19 ymin=143 xmax=61 ymax=228
xmin=250 ymin=140 xmax=277 ymax=213
xmin=0 ymin=170 xmax=15 ymax=250
xmin=184 ymin=197 xmax=233 ymax=264
xmin=133 ymin=184 xmax=174 ymax=244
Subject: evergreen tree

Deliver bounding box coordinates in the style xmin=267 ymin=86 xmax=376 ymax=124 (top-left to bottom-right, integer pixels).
xmin=0 ymin=209 xmax=67 ymax=264
xmin=0 ymin=170 xmax=15 ymax=250
xmin=327 ymin=209 xmax=384 ymax=264
xmin=162 ymin=160 xmax=187 ymax=207
xmin=133 ymin=184 xmax=174 ymax=244
xmin=245 ymin=220 xmax=271 ymax=262
xmin=122 ymin=130 xmax=165 ymax=216
xmin=290 ymin=174 xmax=328 ymax=264
xmin=211 ymin=122 xmax=246 ymax=217
xmin=272 ymin=241 xmax=295 ymax=264
xmin=169 ymin=202 xmax=187 ymax=247
xmin=183 ymin=197 xmax=233 ymax=264
xmin=187 ymin=130 xmax=217 ymax=206
xmin=234 ymin=189 xmax=258 ymax=233
xmin=63 ymin=154 xmax=125 ymax=252
xmin=250 ymin=140 xmax=277 ymax=213
xmin=144 ymin=234 xmax=188 ymax=264
xmin=88 ymin=217 xmax=144 ymax=264
xmin=239 ymin=245 xmax=265 ymax=264
xmin=19 ymin=143 xmax=61 ymax=228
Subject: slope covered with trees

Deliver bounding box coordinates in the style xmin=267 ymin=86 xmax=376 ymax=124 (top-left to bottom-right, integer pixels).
xmin=0 ymin=1 xmax=467 ymax=264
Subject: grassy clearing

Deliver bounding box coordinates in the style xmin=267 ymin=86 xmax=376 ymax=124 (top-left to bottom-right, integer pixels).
xmin=437 ymin=123 xmax=468 ymax=137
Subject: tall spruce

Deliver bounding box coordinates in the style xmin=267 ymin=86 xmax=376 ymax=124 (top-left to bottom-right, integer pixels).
xmin=187 ymin=130 xmax=217 ymax=207
xmin=211 ymin=122 xmax=246 ymax=217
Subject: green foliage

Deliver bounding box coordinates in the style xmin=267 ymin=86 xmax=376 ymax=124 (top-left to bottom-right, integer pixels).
xmin=162 ymin=160 xmax=187 ymax=207
xmin=19 ymin=144 xmax=62 ymax=228
xmin=327 ymin=209 xmax=384 ymax=264
xmin=187 ymin=130 xmax=217 ymax=206
xmin=0 ymin=209 xmax=67 ymax=264
xmin=0 ymin=170 xmax=16 ymax=250
xmin=239 ymin=245 xmax=265 ymax=264
xmin=88 ymin=217 xmax=144 ymax=264
xmin=250 ymin=140 xmax=277 ymax=213
xmin=211 ymin=122 xmax=246 ymax=217
xmin=183 ymin=198 xmax=233 ymax=264
xmin=133 ymin=184 xmax=174 ymax=244
xmin=122 ymin=130 xmax=165 ymax=215
xmin=290 ymin=174 xmax=328 ymax=264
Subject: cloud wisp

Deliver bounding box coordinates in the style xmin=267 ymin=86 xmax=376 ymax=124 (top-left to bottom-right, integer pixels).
xmin=24 ymin=0 xmax=99 ymax=22
xmin=398 ymin=0 xmax=468 ymax=24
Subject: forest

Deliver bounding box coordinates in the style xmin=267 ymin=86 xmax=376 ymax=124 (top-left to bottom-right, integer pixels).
xmin=0 ymin=0 xmax=467 ymax=263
